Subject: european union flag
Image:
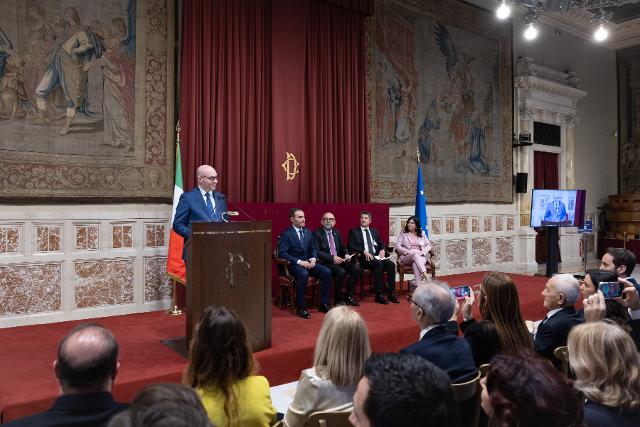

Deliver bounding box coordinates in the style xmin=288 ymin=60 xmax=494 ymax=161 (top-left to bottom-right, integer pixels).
xmin=416 ymin=164 xmax=429 ymax=238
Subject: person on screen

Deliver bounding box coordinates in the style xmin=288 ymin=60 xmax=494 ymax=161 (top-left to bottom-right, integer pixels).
xmin=543 ymin=193 xmax=569 ymax=223
xmin=172 ymin=164 xmax=228 ymax=261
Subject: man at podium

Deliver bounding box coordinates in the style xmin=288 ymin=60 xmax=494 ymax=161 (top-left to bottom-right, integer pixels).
xmin=172 ymin=164 xmax=228 ymax=260
xmin=278 ymin=208 xmax=332 ymax=319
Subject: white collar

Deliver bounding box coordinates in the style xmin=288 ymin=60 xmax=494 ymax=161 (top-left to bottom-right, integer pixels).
xmin=545 ymin=307 xmax=563 ymax=319
xmin=419 ymin=324 xmax=440 ymax=340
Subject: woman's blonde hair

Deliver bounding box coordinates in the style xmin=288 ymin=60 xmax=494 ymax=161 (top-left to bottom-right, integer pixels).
xmin=313 ymin=306 xmax=371 ymax=386
xmin=568 ymin=321 xmax=640 ymax=409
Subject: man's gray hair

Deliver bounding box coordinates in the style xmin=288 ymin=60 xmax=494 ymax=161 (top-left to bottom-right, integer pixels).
xmin=413 ymin=280 xmax=456 ymax=324
xmin=552 ymin=273 xmax=580 ymax=306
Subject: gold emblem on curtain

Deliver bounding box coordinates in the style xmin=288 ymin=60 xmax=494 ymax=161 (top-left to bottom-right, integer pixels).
xmin=282 ymin=152 xmax=299 ymax=181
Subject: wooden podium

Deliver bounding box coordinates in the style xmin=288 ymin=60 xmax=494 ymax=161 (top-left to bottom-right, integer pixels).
xmin=186 ymin=221 xmax=272 ymax=351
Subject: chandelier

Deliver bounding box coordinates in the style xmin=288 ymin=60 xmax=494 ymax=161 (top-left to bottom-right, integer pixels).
xmin=494 ymin=0 xmax=640 ymax=42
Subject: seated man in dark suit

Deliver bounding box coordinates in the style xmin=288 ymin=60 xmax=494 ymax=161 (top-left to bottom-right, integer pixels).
xmin=400 ymin=281 xmax=477 ymax=383
xmin=278 ymin=208 xmax=332 ymax=319
xmin=313 ymin=212 xmax=360 ymax=306
xmin=5 ymin=324 xmax=127 ymax=427
xmin=348 ymin=211 xmax=398 ymax=305
xmin=531 ymin=273 xmax=583 ymax=368
xmin=172 ymin=164 xmax=228 ymax=261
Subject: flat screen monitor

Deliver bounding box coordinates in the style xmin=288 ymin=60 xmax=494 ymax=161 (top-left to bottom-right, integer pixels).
xmin=530 ymin=189 xmax=586 ymax=228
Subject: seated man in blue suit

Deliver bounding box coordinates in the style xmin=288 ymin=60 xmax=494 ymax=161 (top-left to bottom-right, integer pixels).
xmin=543 ymin=193 xmax=569 ymax=224
xmin=172 ymin=164 xmax=227 ymax=261
xmin=278 ymin=208 xmax=332 ymax=319
xmin=400 ymin=281 xmax=477 ymax=383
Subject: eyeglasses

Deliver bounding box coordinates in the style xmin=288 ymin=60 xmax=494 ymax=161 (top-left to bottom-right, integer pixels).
xmin=200 ymin=175 xmax=217 ymax=181
xmin=407 ymin=293 xmax=426 ymax=312
xmin=322 ymin=218 xmax=336 ymax=222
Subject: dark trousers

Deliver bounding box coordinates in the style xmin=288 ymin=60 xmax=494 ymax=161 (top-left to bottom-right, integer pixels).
xmin=359 ymin=258 xmax=396 ymax=295
xmin=288 ymin=263 xmax=332 ymax=308
xmin=324 ymin=261 xmax=361 ymax=303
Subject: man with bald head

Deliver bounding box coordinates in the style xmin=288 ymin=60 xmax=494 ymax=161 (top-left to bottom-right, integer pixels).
xmin=172 ymin=165 xmax=228 ymax=260
xmin=533 ymin=273 xmax=583 ymax=367
xmin=6 ymin=323 xmax=126 ymax=426
xmin=400 ymin=282 xmax=476 ymax=383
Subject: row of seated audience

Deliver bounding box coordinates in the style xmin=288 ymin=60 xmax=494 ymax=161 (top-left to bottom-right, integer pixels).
xmin=6 ymin=248 xmax=640 ymax=427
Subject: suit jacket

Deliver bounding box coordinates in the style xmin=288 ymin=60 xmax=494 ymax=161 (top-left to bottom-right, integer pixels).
xmin=534 ymin=306 xmax=582 ymax=365
xmin=4 ymin=392 xmax=127 ymax=427
xmin=348 ymin=227 xmax=386 ymax=256
xmin=400 ymin=325 xmax=477 ymax=383
xmin=313 ymin=227 xmax=348 ymax=263
xmin=278 ymin=226 xmax=318 ymax=266
xmin=543 ymin=200 xmax=568 ymax=223
xmin=172 ymin=187 xmax=227 ymax=260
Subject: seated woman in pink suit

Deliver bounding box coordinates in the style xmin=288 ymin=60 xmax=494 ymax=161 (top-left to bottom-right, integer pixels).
xmin=395 ymin=216 xmax=432 ymax=283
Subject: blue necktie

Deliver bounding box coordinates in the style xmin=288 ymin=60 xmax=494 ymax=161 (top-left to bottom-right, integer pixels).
xmin=298 ymin=229 xmax=304 ymax=240
xmin=205 ymin=192 xmax=215 ymax=219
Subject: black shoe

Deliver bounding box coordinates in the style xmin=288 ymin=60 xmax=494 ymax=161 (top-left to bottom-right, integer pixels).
xmin=387 ymin=294 xmax=400 ymax=304
xmin=319 ymin=303 xmax=331 ymax=313
xmin=375 ymin=295 xmax=389 ymax=305
xmin=297 ymin=308 xmax=311 ymax=319
xmin=345 ymin=295 xmax=360 ymax=306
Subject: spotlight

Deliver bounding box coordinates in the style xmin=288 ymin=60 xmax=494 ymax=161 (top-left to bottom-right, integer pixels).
xmin=593 ymin=25 xmax=608 ymax=42
xmin=524 ymin=23 xmax=538 ymax=40
xmin=496 ymin=1 xmax=511 ymax=20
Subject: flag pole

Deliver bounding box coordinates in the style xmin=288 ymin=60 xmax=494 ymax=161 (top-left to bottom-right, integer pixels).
xmin=167 ymin=120 xmax=183 ymax=316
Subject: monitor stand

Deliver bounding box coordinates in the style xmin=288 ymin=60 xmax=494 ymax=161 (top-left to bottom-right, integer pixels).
xmin=545 ymin=226 xmax=559 ymax=277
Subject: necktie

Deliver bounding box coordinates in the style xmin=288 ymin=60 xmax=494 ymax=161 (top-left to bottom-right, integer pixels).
xmin=205 ymin=193 xmax=214 ymax=219
xmin=328 ymin=232 xmax=337 ymax=256
xmin=298 ymin=229 xmax=304 ymax=240
xmin=555 ymin=201 xmax=559 ymax=211
xmin=365 ymin=228 xmax=375 ymax=253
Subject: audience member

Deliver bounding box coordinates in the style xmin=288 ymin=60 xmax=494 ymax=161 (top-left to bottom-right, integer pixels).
xmin=459 ymin=272 xmax=533 ymax=366
xmin=313 ymin=212 xmax=361 ymax=306
xmin=284 ymin=306 xmax=370 ymax=426
xmin=531 ymin=274 xmax=582 ymax=367
xmin=183 ymin=306 xmax=276 ymax=427
xmin=349 ymin=353 xmax=459 ymax=427
xmin=395 ymin=215 xmax=432 ymax=283
xmin=5 ymin=323 xmax=127 ymax=427
xmin=480 ymin=351 xmax=583 ymax=427
xmin=600 ymin=247 xmax=639 ymax=291
xmin=278 ymin=208 xmax=333 ymax=319
xmin=348 ymin=211 xmax=399 ymax=304
xmin=107 ymin=383 xmax=212 ymax=427
xmin=568 ymin=321 xmax=640 ymax=427
xmin=400 ymin=282 xmax=477 ymax=383
xmin=579 ymin=269 xmax=628 ymax=324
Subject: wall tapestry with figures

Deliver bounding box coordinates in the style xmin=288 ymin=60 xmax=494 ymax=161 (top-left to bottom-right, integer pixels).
xmin=617 ymin=47 xmax=640 ymax=194
xmin=0 ymin=0 xmax=174 ymax=201
xmin=368 ymin=0 xmax=512 ymax=203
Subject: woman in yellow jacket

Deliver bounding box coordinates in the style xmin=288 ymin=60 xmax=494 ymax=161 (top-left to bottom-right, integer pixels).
xmin=183 ymin=306 xmax=276 ymax=427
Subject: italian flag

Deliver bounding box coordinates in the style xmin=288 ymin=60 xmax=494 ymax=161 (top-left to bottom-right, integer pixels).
xmin=166 ymin=141 xmax=186 ymax=284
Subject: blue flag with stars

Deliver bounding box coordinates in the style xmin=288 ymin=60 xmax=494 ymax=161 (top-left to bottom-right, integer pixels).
xmin=416 ymin=164 xmax=429 ymax=238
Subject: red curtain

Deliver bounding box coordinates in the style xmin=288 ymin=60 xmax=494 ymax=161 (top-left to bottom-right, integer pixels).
xmin=272 ymin=0 xmax=369 ymax=202
xmin=179 ymin=0 xmax=272 ymax=201
xmin=180 ymin=0 xmax=369 ymax=203
xmin=533 ymin=151 xmax=559 ymax=189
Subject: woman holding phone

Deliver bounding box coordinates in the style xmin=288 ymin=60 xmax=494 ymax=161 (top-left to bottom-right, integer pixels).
xmin=579 ymin=269 xmax=629 ymax=325
xmin=459 ymin=272 xmax=533 ymax=366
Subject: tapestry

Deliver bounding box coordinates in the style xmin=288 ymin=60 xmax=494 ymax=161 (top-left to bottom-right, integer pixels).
xmin=368 ymin=0 xmax=512 ymax=203
xmin=0 ymin=0 xmax=174 ymax=201
xmin=617 ymin=47 xmax=640 ymax=194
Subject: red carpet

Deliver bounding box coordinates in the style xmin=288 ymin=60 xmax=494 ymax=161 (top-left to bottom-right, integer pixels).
xmin=0 ymin=272 xmax=548 ymax=423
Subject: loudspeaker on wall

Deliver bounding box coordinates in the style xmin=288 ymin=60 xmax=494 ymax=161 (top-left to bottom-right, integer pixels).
xmin=515 ymin=173 xmax=528 ymax=193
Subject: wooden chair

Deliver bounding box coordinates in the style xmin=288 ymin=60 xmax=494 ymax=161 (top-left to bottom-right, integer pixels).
xmin=305 ymin=409 xmax=352 ymax=427
xmin=553 ymin=346 xmax=570 ymax=377
xmin=452 ymin=370 xmax=482 ymax=427
xmin=478 ymin=363 xmax=490 ymax=378
xmin=274 ymin=235 xmax=320 ymax=312
xmin=395 ymin=248 xmax=436 ymax=293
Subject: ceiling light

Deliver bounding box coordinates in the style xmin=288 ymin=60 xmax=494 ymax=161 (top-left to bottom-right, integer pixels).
xmin=496 ymin=1 xmax=511 ymax=20
xmin=524 ymin=23 xmax=538 ymax=40
xmin=593 ymin=25 xmax=608 ymax=42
